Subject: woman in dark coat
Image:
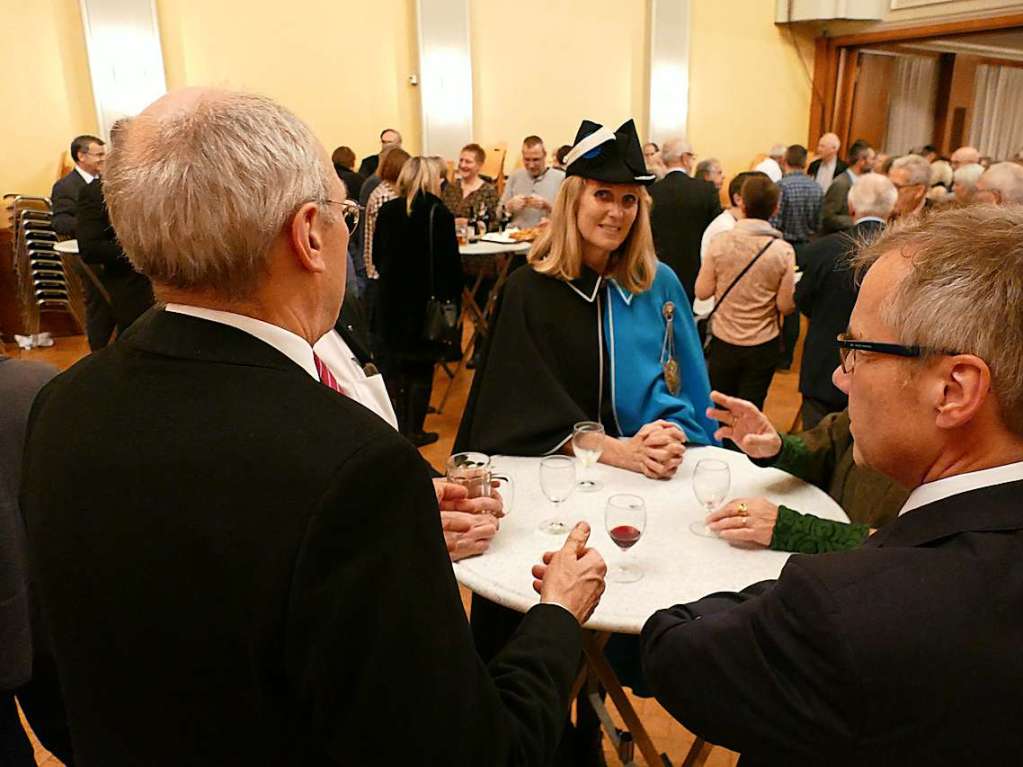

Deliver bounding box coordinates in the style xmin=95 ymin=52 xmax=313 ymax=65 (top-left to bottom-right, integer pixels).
xmin=373 ymin=156 xmax=463 ymax=446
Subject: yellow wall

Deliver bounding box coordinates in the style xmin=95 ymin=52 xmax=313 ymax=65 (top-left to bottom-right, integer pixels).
xmin=689 ymin=0 xmax=817 ymax=180
xmin=0 ymin=0 xmax=97 ymax=198
xmin=470 ymin=0 xmax=650 ymax=157
xmin=156 ymin=0 xmax=422 ymax=164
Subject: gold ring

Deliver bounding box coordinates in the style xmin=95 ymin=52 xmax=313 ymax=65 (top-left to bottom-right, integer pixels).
xmin=737 ymin=502 xmax=749 ymax=516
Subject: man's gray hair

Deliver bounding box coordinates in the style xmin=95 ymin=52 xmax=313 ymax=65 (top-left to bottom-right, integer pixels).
xmin=848 ymin=173 xmax=897 ymax=219
xmin=661 ymin=136 xmax=693 ymax=164
xmin=105 ymin=90 xmax=337 ymax=298
xmin=953 ymin=163 xmax=984 ymax=190
xmin=856 ymin=205 xmax=1023 ymax=437
xmin=768 ymin=144 xmax=786 ymax=159
xmin=980 ymin=162 xmax=1023 ymax=204
xmin=890 ymin=154 xmax=930 ymax=187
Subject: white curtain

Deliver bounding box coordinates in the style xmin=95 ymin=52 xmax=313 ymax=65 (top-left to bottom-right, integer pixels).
xmin=971 ymin=64 xmax=1023 ymax=161
xmin=884 ymin=55 xmax=939 ymax=156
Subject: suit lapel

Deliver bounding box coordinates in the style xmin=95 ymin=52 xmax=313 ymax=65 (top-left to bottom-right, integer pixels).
xmin=864 ymin=479 xmax=1023 ymax=548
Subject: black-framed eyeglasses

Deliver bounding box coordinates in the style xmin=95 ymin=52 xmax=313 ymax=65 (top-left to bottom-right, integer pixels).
xmin=836 ymin=334 xmax=957 ymax=374
xmin=323 ymin=199 xmax=363 ymax=234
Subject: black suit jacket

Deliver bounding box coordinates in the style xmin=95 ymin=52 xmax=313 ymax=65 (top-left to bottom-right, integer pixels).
xmin=357 ymin=154 xmax=379 ymax=178
xmin=807 ymin=157 xmax=848 ymax=185
xmin=649 ymin=171 xmax=722 ymax=302
xmin=641 ymin=478 xmax=1023 ymax=765
xmin=77 ymin=178 xmax=132 ymax=273
xmin=795 ymin=219 xmax=883 ymax=410
xmin=21 ymin=308 xmax=582 ymax=766
xmin=50 ymin=169 xmax=88 ymax=237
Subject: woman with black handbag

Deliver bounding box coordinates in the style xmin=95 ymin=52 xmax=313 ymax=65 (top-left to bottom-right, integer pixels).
xmin=695 ymin=174 xmax=796 ymax=410
xmin=373 ymin=156 xmax=462 ymax=446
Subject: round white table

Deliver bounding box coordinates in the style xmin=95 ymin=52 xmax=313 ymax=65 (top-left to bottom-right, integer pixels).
xmin=54 ymin=239 xmax=79 ymax=254
xmin=454 ymin=445 xmax=848 ymax=634
xmin=458 ymin=239 xmax=531 ymax=256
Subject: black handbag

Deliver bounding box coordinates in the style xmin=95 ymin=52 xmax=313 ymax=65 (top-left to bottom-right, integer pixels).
xmin=422 ymin=204 xmax=462 ymax=359
xmin=698 ymin=236 xmax=777 ymax=353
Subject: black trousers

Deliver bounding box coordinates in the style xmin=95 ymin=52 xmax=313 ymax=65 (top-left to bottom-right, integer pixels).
xmin=706 ymin=336 xmax=781 ymax=411
xmin=72 ymin=260 xmax=116 ymax=351
xmin=0 ymin=646 xmax=76 ymax=766
xmin=74 ymin=263 xmax=155 ymax=351
xmin=386 ymin=361 xmax=435 ymax=436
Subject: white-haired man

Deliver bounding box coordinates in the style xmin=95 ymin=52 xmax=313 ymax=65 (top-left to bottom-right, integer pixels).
xmin=795 ymin=173 xmax=897 ymax=428
xmin=975 ymin=161 xmax=1023 ymax=205
xmin=808 ymin=132 xmax=846 ymax=191
xmin=949 ymin=144 xmax=981 ymax=170
xmin=888 ymin=153 xmax=931 ymax=219
xmin=642 ymin=205 xmax=1023 ymax=764
xmin=820 ymin=139 xmax=875 ymax=235
xmin=500 ymin=135 xmax=564 ymax=228
xmin=754 ymin=144 xmax=786 ymax=182
xmin=649 ymin=136 xmax=722 ymax=301
xmin=952 ymin=162 xmax=984 ymax=203
xmin=20 ymin=88 xmax=606 ymax=766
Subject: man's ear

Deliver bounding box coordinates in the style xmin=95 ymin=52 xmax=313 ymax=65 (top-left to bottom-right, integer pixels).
xmin=288 ymin=202 xmax=327 ymax=274
xmin=934 ymin=355 xmax=991 ymax=430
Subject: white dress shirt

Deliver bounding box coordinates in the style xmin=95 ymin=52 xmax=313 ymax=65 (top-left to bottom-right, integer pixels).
xmin=164 ymin=304 xmax=398 ymax=429
xmin=899 ymin=460 xmax=1023 ymax=516
xmin=75 ymin=166 xmax=96 ymax=185
xmin=700 ymin=209 xmax=737 ymax=259
xmin=815 ymin=157 xmax=837 ymax=191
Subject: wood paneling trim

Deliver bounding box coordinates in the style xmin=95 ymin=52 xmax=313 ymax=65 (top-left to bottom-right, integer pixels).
xmin=827 ymin=13 xmax=1023 ymax=47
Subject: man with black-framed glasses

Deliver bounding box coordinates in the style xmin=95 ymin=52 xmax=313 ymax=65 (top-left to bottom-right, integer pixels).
xmin=643 ymin=204 xmax=1023 ymax=764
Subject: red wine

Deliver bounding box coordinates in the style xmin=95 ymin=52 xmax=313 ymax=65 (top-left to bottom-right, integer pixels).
xmin=610 ymin=525 xmax=642 ymax=550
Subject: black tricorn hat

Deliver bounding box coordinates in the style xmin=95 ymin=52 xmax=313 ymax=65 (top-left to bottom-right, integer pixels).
xmin=564 ymin=119 xmax=656 ymax=186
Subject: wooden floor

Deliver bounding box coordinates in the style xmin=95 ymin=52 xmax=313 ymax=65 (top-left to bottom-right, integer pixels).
xmin=7 ymin=328 xmax=804 ymax=767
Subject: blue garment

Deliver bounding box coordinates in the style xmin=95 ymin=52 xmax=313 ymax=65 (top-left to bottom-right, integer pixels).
xmin=604 ymin=262 xmax=719 ymax=445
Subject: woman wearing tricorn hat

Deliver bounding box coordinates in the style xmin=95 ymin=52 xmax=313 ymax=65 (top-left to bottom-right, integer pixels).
xmin=455 ymin=118 xmax=717 ymax=474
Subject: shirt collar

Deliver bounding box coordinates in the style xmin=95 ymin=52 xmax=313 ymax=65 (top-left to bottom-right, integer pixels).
xmin=734 ymin=218 xmax=781 ymax=237
xmin=899 ymin=460 xmax=1023 ymax=516
xmin=854 ymin=216 xmax=885 ymax=225
xmin=75 ymin=166 xmax=95 ymax=184
xmin=665 ymin=167 xmax=687 ymax=176
xmin=164 ymin=304 xmax=319 ymax=381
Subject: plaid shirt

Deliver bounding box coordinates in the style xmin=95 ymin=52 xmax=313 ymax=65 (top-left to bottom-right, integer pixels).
xmin=363 ymin=183 xmax=398 ymax=279
xmin=771 ymin=172 xmax=822 ymax=244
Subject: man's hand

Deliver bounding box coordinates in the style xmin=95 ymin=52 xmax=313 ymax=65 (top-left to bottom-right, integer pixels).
xmin=706 ymin=497 xmax=778 ymax=548
xmin=706 ymin=391 xmax=782 ymax=459
xmin=505 ymin=195 xmax=527 ymax=214
xmin=433 ymin=478 xmax=504 ymax=518
xmin=527 ymin=194 xmax=551 ymax=211
xmin=442 ymin=511 xmax=500 ymax=561
xmin=531 ymin=522 xmax=606 ymax=624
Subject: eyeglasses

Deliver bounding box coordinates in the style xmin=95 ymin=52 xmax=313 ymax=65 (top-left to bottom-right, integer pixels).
xmin=836 ymin=334 xmax=957 ymax=374
xmin=323 ymin=199 xmax=363 ymax=234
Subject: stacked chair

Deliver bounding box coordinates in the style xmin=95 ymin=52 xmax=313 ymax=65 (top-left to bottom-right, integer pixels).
xmin=3 ymin=194 xmax=85 ymax=335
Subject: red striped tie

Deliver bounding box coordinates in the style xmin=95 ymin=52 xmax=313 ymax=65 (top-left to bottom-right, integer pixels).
xmin=313 ymin=353 xmax=347 ymax=396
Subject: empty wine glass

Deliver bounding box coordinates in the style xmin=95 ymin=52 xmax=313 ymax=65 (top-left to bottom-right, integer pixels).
xmin=605 ymin=494 xmax=646 ymax=583
xmin=538 ymin=455 xmax=576 ymax=535
xmin=689 ymin=459 xmax=731 ymax=538
xmin=572 ymin=421 xmax=605 ymax=492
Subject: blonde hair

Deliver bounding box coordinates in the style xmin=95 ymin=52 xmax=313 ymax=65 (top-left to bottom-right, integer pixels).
xmin=855 ymin=205 xmax=1023 ymax=437
xmin=104 ymin=90 xmax=337 ymax=298
xmin=397 ymin=156 xmax=442 ymax=214
xmin=529 ymin=175 xmax=656 ymax=294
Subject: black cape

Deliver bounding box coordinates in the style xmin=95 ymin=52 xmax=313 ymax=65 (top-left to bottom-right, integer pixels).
xmin=454 ymin=265 xmax=617 ymax=456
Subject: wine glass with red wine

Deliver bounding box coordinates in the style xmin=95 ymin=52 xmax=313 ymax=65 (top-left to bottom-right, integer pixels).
xmin=605 ymin=494 xmax=646 ymax=583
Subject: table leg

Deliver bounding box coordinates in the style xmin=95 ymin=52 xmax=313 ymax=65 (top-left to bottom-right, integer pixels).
xmin=582 ymin=631 xmax=665 ymax=767
xmin=680 ymin=737 xmax=714 ymax=767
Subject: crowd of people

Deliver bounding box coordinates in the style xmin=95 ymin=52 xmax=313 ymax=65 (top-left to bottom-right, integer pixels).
xmin=3 ymin=85 xmax=1023 ymax=766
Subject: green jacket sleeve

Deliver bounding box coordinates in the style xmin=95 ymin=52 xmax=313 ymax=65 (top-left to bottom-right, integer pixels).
xmin=753 ymin=411 xmax=851 ymax=490
xmin=769 ymin=505 xmax=869 ymax=554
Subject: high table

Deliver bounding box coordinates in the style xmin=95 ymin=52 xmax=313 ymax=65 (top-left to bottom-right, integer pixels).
xmin=438 ymin=239 xmax=532 ymax=411
xmin=454 ymin=445 xmax=848 ymax=765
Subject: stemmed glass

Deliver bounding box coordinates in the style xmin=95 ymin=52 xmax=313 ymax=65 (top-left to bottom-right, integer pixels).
xmin=538 ymin=455 xmax=576 ymax=535
xmin=572 ymin=421 xmax=605 ymax=492
xmin=605 ymin=494 xmax=646 ymax=583
xmin=689 ymin=459 xmax=731 ymax=538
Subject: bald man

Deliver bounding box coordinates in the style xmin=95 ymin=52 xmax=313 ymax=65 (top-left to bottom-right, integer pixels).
xmin=950 ymin=145 xmax=981 ymax=170
xmin=808 ymin=132 xmax=847 ymax=192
